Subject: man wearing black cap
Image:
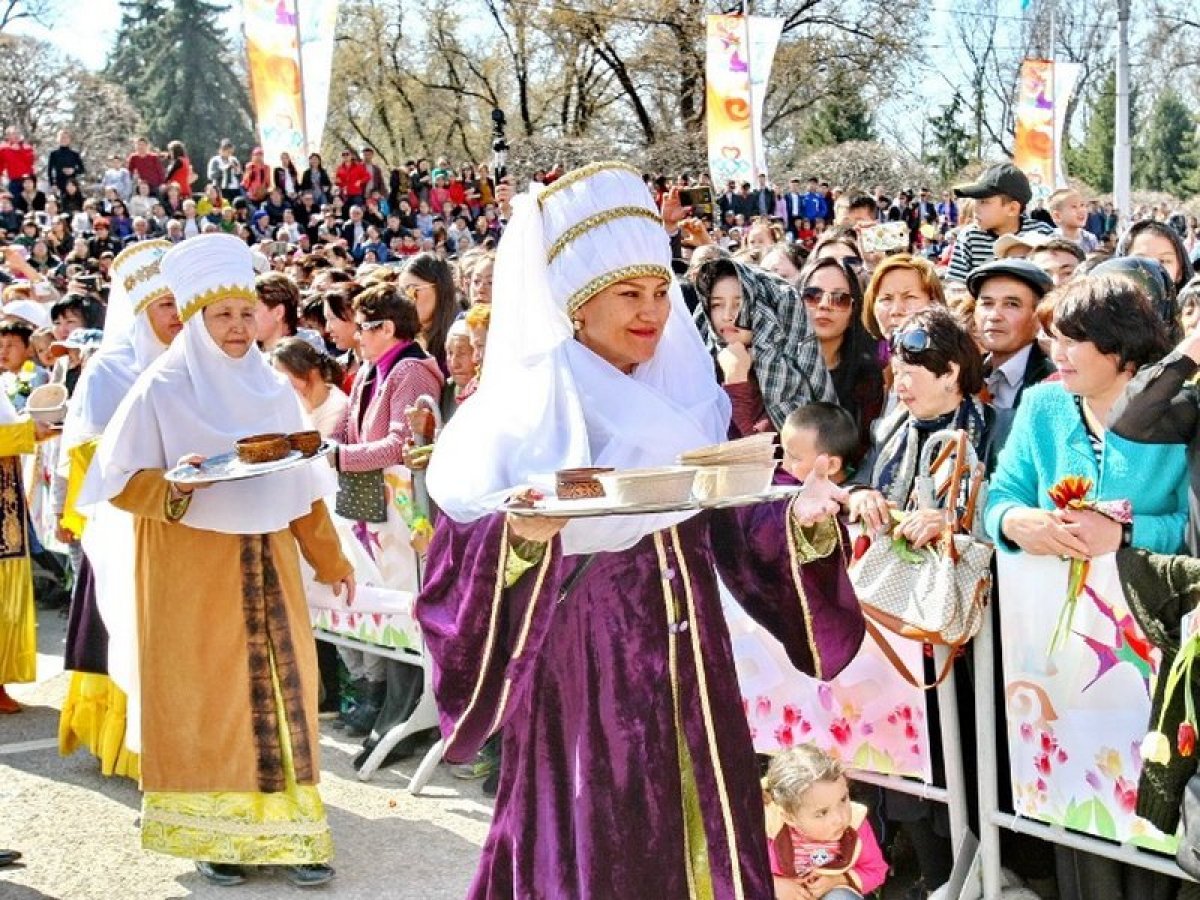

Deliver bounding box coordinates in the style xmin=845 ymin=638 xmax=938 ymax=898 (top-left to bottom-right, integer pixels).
xmin=947 ymin=162 xmax=1054 ymax=283
xmin=969 ymin=258 xmax=1056 ymax=449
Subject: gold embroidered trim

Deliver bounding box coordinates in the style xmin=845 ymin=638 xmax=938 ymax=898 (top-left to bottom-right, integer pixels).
xmin=537 ymin=161 xmax=644 ymax=209
xmin=123 ymin=264 xmax=164 ymax=294
xmin=134 ymin=286 xmax=172 ymax=316
xmin=566 ymin=264 xmax=673 ymax=316
xmin=445 ymin=519 xmax=512 ymax=756
xmin=112 ymin=239 xmax=171 ymax=274
xmin=180 ymin=284 xmax=257 ymax=323
xmin=653 ymin=533 xmax=702 ymax=900
xmin=784 ymin=496 xmax=823 ymax=681
xmin=547 ymin=207 xmax=663 ymax=265
xmin=671 ymin=526 xmax=746 ymax=900
xmin=141 ymin=808 xmax=329 ymax=837
xmin=488 ymin=541 xmax=554 ymax=736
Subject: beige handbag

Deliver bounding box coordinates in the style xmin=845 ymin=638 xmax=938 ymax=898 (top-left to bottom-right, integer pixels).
xmin=850 ymin=430 xmax=993 ymax=688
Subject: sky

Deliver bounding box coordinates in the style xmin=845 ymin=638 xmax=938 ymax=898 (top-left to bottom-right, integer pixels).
xmin=11 ymin=0 xmax=242 ymax=70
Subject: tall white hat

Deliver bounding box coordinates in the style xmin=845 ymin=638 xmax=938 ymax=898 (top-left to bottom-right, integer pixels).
xmin=537 ymin=162 xmax=672 ymax=316
xmin=111 ymin=240 xmax=172 ymax=315
xmin=160 ymin=233 xmax=257 ymax=322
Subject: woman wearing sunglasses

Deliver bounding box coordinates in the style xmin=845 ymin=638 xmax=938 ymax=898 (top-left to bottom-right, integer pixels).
xmin=846 ymin=305 xmax=992 ymax=892
xmin=848 ymin=306 xmax=992 ymax=545
xmin=397 ymin=252 xmax=460 ymax=375
xmin=328 ymin=283 xmax=443 ymax=753
xmin=693 ymin=257 xmax=837 ymax=436
xmin=797 ymin=257 xmax=885 ymax=459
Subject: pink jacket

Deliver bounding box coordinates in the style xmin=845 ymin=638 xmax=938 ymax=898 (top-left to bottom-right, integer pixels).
xmin=332 ymin=352 xmax=442 ymax=473
xmin=765 ymin=802 xmax=888 ymax=895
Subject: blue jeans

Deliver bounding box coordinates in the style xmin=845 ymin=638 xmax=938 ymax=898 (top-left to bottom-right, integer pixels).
xmin=820 ymin=888 xmax=863 ymax=900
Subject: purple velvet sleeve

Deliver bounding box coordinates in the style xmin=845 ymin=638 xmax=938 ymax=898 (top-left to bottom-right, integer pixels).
xmin=708 ymin=502 xmax=864 ymax=682
xmin=414 ymin=513 xmax=564 ymax=763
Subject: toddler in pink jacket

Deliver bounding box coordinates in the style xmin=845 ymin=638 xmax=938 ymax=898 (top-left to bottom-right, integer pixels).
xmin=764 ymin=745 xmax=889 ymax=899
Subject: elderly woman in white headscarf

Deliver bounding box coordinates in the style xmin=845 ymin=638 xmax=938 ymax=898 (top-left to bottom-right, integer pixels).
xmin=94 ymin=234 xmax=353 ymax=889
xmin=417 ymin=163 xmax=865 ymax=900
xmin=57 ymin=240 xmax=181 ymax=780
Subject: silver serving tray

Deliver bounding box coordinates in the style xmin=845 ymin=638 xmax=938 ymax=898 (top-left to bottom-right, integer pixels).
xmin=165 ymin=441 xmax=335 ymax=486
xmin=504 ymin=484 xmax=802 ymax=519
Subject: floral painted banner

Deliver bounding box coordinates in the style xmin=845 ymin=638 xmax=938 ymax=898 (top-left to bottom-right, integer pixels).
xmin=1013 ymin=59 xmax=1082 ymax=205
xmin=705 ymin=15 xmax=783 ymax=190
xmin=998 ymin=552 xmax=1176 ymax=852
xmin=722 ymin=584 xmax=932 ymax=782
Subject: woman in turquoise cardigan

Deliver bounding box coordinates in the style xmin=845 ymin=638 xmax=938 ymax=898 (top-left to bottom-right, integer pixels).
xmin=983 ymin=274 xmax=1186 ymax=900
xmin=986 ymin=275 xmax=1187 ymax=557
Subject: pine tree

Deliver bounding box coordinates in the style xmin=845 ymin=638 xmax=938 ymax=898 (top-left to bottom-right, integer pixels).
xmin=924 ymin=93 xmax=972 ymax=182
xmin=1064 ymin=71 xmax=1117 ymax=193
xmin=106 ymin=0 xmax=255 ymax=164
xmin=801 ymin=72 xmax=874 ymax=148
xmin=1135 ymin=89 xmax=1199 ymax=195
xmin=105 ymin=0 xmax=168 ymax=94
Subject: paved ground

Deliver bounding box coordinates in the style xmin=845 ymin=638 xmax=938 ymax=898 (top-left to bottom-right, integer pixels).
xmin=1 ymin=607 xmax=489 ymax=900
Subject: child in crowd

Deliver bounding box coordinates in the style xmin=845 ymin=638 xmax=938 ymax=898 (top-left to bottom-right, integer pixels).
xmin=764 ymin=745 xmax=888 ymax=899
xmin=780 ymin=402 xmax=859 ymax=485
xmin=1046 ymin=188 xmax=1100 ymax=253
xmin=945 ymin=162 xmax=1053 ymax=283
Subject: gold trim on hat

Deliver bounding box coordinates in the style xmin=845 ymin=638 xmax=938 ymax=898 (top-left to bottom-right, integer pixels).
xmin=546 ymin=206 xmax=663 ymax=265
xmin=537 ymin=162 xmax=644 ymax=209
xmin=566 ymin=263 xmax=673 ymax=316
xmin=112 ymin=239 xmax=171 ymax=273
xmin=123 ymin=264 xmax=165 ymax=294
xmin=180 ymin=285 xmax=257 ymax=323
xmin=134 ymin=287 xmax=173 ymax=316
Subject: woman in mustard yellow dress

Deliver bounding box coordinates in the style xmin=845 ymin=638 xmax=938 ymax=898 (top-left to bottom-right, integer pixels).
xmin=0 ymin=394 xmax=42 ymax=714
xmin=94 ymin=234 xmax=354 ymax=888
xmin=57 ymin=239 xmax=178 ymax=778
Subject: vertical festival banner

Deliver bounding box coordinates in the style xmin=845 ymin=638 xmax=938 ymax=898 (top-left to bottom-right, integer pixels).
xmin=1013 ymin=59 xmax=1082 ymax=205
xmin=705 ymin=15 xmax=783 ymax=191
xmin=998 ymin=553 xmax=1176 ymax=853
xmin=297 ymin=0 xmax=340 ymax=156
xmin=722 ymin=584 xmax=933 ymax=782
xmin=243 ymin=0 xmax=307 ymax=164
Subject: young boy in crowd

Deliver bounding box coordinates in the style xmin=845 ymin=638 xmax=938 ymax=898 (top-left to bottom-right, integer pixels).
xmin=780 ymin=402 xmax=859 ymax=486
xmin=945 ymin=162 xmax=1054 ymax=284
xmin=1046 ymin=187 xmax=1100 ymax=253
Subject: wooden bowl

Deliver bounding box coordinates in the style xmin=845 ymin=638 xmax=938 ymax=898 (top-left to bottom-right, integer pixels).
xmin=555 ymin=467 xmax=613 ymax=501
xmin=235 ymin=433 xmax=291 ymax=465
xmin=288 ymin=430 xmax=322 ymax=458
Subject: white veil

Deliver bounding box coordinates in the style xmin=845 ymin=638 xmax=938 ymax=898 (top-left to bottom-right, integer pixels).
xmin=427 ymin=165 xmax=730 ymax=555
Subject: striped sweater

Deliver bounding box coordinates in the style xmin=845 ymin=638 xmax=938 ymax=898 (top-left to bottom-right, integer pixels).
xmin=945 ymin=214 xmax=1055 ymax=283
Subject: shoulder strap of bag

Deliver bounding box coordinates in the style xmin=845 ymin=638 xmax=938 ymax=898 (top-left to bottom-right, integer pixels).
xmin=863 ymin=614 xmax=958 ymax=691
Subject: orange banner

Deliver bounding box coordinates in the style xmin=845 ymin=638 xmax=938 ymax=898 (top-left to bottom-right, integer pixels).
xmin=244 ymin=0 xmax=307 ymax=165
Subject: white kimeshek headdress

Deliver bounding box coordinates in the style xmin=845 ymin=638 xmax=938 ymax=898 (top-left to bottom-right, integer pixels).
xmin=94 ymin=233 xmax=336 ymax=535
xmin=62 ymin=239 xmax=174 ymax=460
xmin=427 ymin=163 xmax=731 ymax=555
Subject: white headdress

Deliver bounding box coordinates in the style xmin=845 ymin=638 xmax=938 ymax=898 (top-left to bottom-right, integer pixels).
xmin=94 ymin=233 xmax=335 ymax=535
xmin=63 ymin=240 xmax=173 ymax=459
xmin=427 ymin=163 xmax=730 ymax=555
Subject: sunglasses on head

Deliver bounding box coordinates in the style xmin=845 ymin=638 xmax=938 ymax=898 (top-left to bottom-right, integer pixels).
xmin=355 ymin=319 xmax=387 ymax=333
xmin=801 ymin=286 xmax=854 ymax=310
xmin=892 ymin=327 xmax=932 ymax=354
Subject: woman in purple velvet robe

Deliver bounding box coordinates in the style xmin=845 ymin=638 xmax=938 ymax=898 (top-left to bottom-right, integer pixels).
xmin=417 ymin=163 xmax=865 ymax=900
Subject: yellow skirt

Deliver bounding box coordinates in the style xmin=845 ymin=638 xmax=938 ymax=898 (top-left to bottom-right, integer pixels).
xmin=58 ymin=672 xmax=140 ymax=780
xmin=0 ymin=555 xmax=35 ymax=685
xmin=140 ymin=653 xmax=332 ymax=865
